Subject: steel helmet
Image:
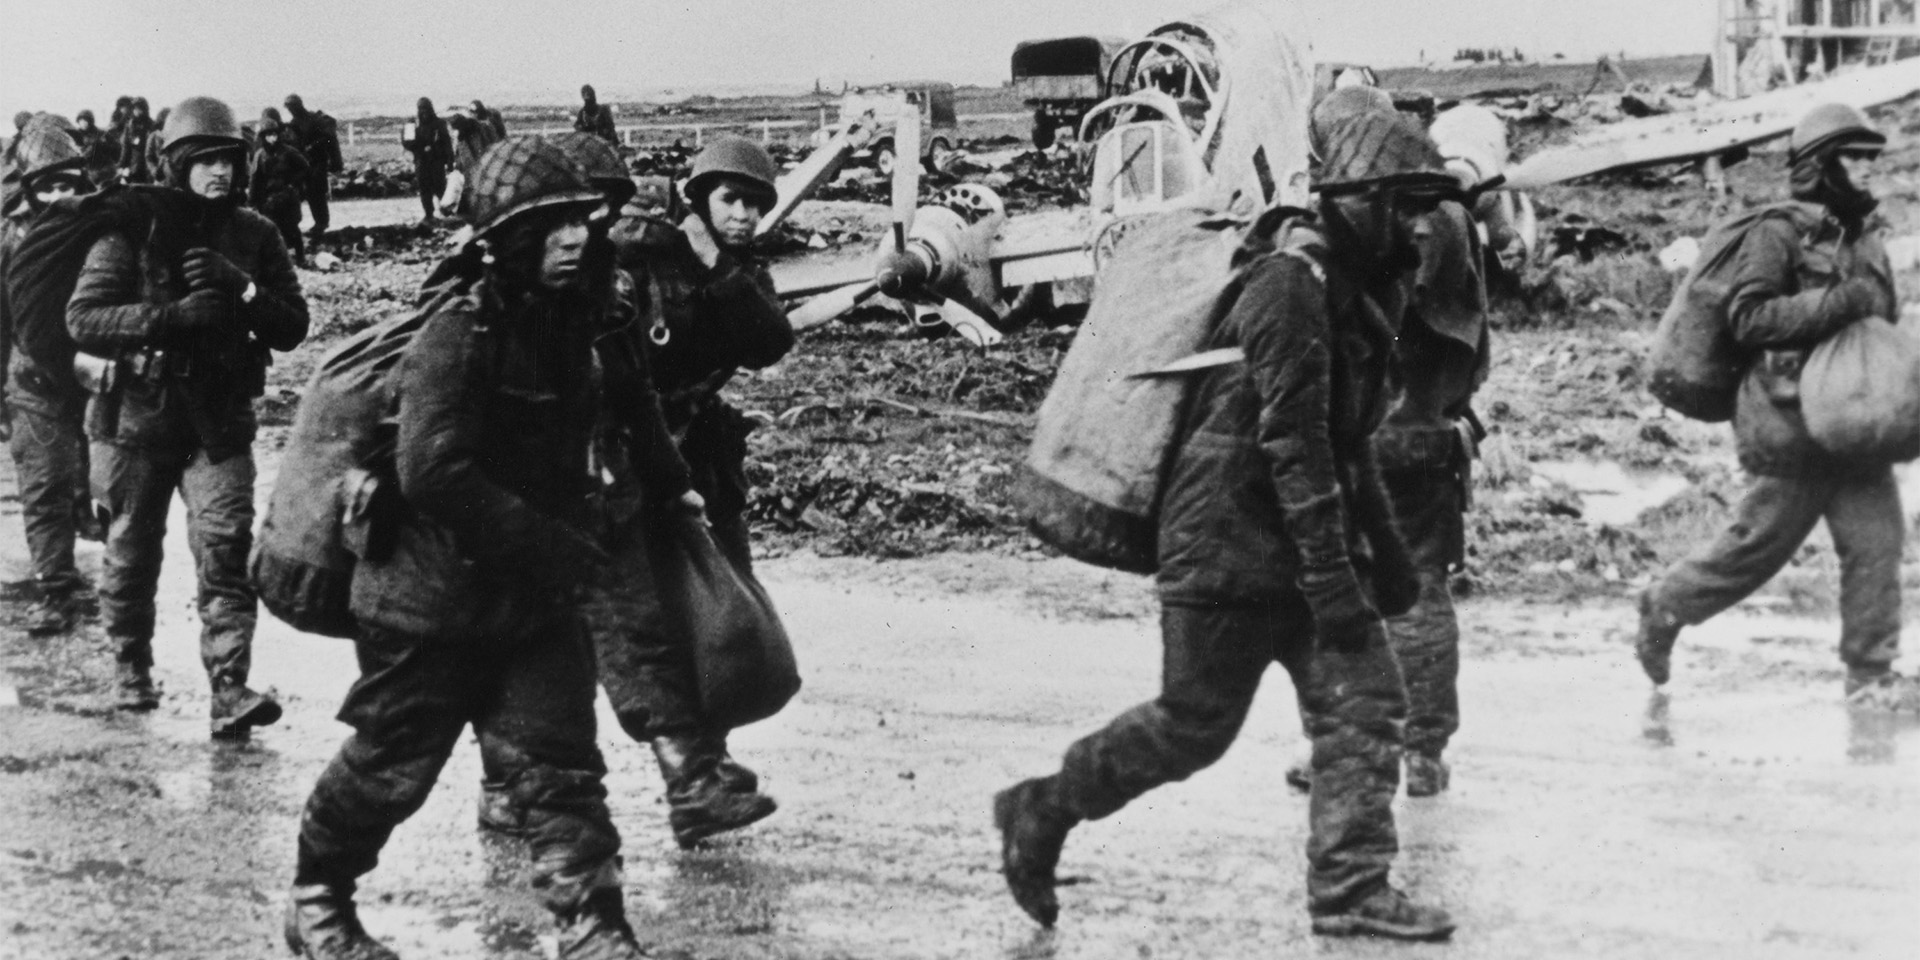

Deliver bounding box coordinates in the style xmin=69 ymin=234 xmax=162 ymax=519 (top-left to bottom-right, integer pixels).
xmin=13 ymin=114 xmax=85 ymax=185
xmin=549 ymin=131 xmax=636 ymax=210
xmin=466 ymin=135 xmax=604 ymax=241
xmin=1311 ymin=85 xmax=1395 ymax=158
xmin=1788 ymin=102 xmax=1885 ymax=164
xmin=1316 ymin=109 xmax=1454 ymax=195
xmin=161 ymin=96 xmax=245 ymax=160
xmin=683 ymin=136 xmax=779 ymax=211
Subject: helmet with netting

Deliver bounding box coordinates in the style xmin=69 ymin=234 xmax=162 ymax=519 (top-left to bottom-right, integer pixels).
xmin=467 ymin=135 xmax=604 ymax=241
xmin=1316 ymin=109 xmax=1455 ymax=196
xmin=548 ymin=131 xmax=636 ymax=210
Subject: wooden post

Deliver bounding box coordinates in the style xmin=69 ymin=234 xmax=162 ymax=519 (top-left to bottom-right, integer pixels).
xmin=347 ymin=122 xmax=357 ymax=146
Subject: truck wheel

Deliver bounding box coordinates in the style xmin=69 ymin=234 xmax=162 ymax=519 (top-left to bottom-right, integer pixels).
xmin=925 ymin=137 xmax=957 ymax=173
xmin=1032 ymin=122 xmax=1055 ymax=151
xmin=875 ymin=142 xmax=897 ymax=177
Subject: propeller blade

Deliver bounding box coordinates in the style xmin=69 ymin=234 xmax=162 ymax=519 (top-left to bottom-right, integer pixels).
xmin=788 ymin=280 xmax=877 ymax=332
xmin=891 ymin=103 xmax=921 ymax=250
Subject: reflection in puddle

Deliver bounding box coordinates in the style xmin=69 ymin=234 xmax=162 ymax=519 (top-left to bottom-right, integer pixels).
xmin=1531 ymin=460 xmax=1691 ymax=527
xmin=1846 ymin=707 xmax=1914 ymax=765
xmin=1642 ymin=689 xmax=1673 ymax=747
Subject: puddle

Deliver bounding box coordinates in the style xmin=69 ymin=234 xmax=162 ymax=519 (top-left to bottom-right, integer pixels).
xmin=1531 ymin=460 xmax=1691 ymax=527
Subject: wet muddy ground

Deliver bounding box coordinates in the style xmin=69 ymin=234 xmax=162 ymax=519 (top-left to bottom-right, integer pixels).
xmin=3 ymin=460 xmax=1918 ymax=959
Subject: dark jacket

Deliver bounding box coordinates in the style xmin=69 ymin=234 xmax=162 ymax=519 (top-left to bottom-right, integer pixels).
xmin=65 ymin=202 xmax=308 ymax=453
xmin=610 ymin=216 xmax=792 ymax=428
xmin=288 ymin=110 xmax=343 ymax=175
xmin=1375 ymin=198 xmax=1488 ymax=470
xmin=248 ymin=139 xmax=312 ymax=219
xmin=119 ymin=120 xmax=154 ymax=183
xmin=1725 ymin=205 xmax=1895 ymax=477
xmin=1155 ymin=210 xmax=1409 ymax=606
xmin=347 ymin=283 xmax=608 ymax=638
xmin=575 ymin=103 xmax=617 ymax=143
xmin=401 ymin=117 xmax=452 ymax=173
xmin=1 ymin=211 xmax=87 ymax=419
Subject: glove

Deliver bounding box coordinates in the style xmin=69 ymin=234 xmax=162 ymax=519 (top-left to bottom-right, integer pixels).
xmin=181 ymin=248 xmax=250 ymax=296
xmin=1829 ymin=277 xmax=1884 ymax=324
xmin=170 ymin=289 xmax=231 ymax=330
xmin=1299 ymin=561 xmax=1384 ymax=651
xmin=1371 ymin=548 xmax=1423 ymax=620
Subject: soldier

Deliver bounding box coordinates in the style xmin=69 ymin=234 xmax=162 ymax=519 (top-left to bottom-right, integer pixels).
xmin=400 ymin=99 xmax=453 ymax=222
xmin=992 ymin=110 xmax=1458 ymax=942
xmin=1 ymin=116 xmax=99 ymax=635
xmin=575 ymin=85 xmax=618 ymax=143
xmin=249 ymin=109 xmax=312 ymax=262
xmin=65 ymin=96 xmax=306 ymax=734
xmin=287 ymin=137 xmax=651 ymax=960
xmin=1637 ymin=103 xmax=1909 ymax=703
xmin=283 ymin=94 xmax=343 ymax=238
xmin=117 ymin=97 xmax=154 ymax=184
xmin=470 ymin=98 xmax=508 ymax=141
xmin=71 ymin=109 xmax=117 ymax=187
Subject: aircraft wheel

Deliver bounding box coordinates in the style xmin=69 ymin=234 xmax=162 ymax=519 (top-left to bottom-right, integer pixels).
xmin=1032 ymin=121 xmax=1055 ymax=151
xmin=926 ymin=137 xmax=957 ymax=173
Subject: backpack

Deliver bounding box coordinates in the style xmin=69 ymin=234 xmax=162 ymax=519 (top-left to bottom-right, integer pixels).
xmin=1014 ymin=206 xmax=1289 ymax=573
xmin=249 ymin=304 xmax=432 ymax=637
xmin=1649 ymin=202 xmax=1823 ymax=422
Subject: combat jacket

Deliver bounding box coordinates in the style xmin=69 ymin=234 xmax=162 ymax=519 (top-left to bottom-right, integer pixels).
xmin=1156 ymin=209 xmax=1409 ymax=604
xmin=66 ymin=203 xmax=308 ymax=454
xmin=248 ymin=140 xmax=312 ymax=220
xmin=1375 ymin=199 xmax=1489 ymax=471
xmin=1 ymin=210 xmax=87 ymax=420
xmin=575 ymin=103 xmax=617 ymax=143
xmin=1726 ymin=205 xmax=1896 ymax=477
xmin=288 ymin=111 xmax=344 ymax=175
xmin=349 ymin=284 xmax=608 ymax=639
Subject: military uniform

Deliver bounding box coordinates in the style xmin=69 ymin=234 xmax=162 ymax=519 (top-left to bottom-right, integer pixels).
xmin=284 ymin=97 xmax=342 ymax=235
xmin=248 ymin=129 xmax=311 ymax=260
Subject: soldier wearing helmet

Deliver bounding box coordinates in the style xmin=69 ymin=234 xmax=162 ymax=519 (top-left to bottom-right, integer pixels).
xmin=994 ymin=109 xmax=1456 ymax=942
xmin=574 ymin=84 xmax=617 ymax=143
xmin=1636 ymin=102 xmax=1909 ymax=703
xmin=288 ymin=136 xmax=659 ymax=960
xmin=282 ymin=94 xmax=343 ymax=237
xmin=522 ymin=134 xmax=792 ymax=851
xmin=65 ymin=95 xmax=308 ymax=732
xmin=248 ymin=108 xmax=312 ymax=261
xmin=1 ymin=114 xmax=100 ymax=636
xmin=117 ymin=96 xmax=154 ymax=184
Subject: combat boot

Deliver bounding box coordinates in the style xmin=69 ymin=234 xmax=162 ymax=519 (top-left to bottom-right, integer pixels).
xmin=653 ymin=735 xmax=777 ymax=849
xmin=1404 ymin=751 xmax=1450 ymax=798
xmin=284 ymin=883 xmax=401 ymax=960
xmin=1845 ymin=667 xmax=1920 ymax=711
xmin=1634 ymin=590 xmax=1682 ymax=686
xmin=1310 ymin=885 xmax=1455 ymax=941
xmin=476 ymin=779 xmax=528 ymax=838
xmin=555 ymin=887 xmax=647 ymax=960
xmin=23 ymin=593 xmax=76 ymax=635
xmin=992 ymin=775 xmax=1079 ymax=927
xmin=711 ymin=737 xmax=761 ymax=794
xmin=210 ymin=675 xmax=283 ymax=740
xmin=113 ymin=656 xmax=160 ymax=712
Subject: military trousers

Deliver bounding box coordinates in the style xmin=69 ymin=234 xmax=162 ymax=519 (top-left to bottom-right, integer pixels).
xmin=297 ymin=621 xmax=621 ymax=914
xmin=1648 ymin=469 xmax=1902 ymax=670
xmin=1051 ymin=597 xmax=1408 ymax=914
xmin=416 ymin=164 xmax=446 ymax=219
xmin=303 ymin=167 xmax=331 ymax=233
xmin=90 ymin=441 xmax=256 ymax=680
xmin=1380 ymin=465 xmax=1464 ymax=758
xmin=8 ymin=400 xmax=91 ymax=596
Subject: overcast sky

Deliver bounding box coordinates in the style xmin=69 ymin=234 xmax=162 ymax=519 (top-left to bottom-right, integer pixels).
xmin=2 ymin=0 xmax=1718 ymax=119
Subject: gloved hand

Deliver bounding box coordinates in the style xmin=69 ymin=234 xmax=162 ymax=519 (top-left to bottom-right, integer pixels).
xmin=170 ymin=289 xmax=231 ymax=330
xmin=181 ymin=248 xmax=251 ymax=296
xmin=1829 ymin=276 xmax=1885 ymax=324
xmin=1299 ymin=561 xmax=1384 ymax=651
xmin=1371 ymin=548 xmax=1423 ymax=620
xmin=0 ymin=395 xmax=13 ymax=444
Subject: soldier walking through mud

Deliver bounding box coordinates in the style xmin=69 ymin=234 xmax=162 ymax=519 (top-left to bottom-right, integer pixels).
xmin=283 ymin=93 xmax=342 ymax=238
xmin=287 ymin=136 xmax=655 ymax=960
xmin=249 ymin=108 xmax=312 ymax=262
xmin=1637 ymin=103 xmax=1912 ymax=704
xmin=400 ymin=98 xmax=453 ymax=222
xmin=1 ymin=115 xmax=103 ymax=636
xmin=482 ymin=134 xmax=792 ymax=849
xmin=63 ymin=96 xmax=305 ymax=734
xmin=993 ymin=109 xmax=1457 ymax=942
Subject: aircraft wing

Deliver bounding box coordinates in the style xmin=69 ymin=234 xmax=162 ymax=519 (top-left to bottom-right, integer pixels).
xmin=1503 ymin=58 xmax=1920 ymax=190
xmin=768 ymin=205 xmax=1096 ymax=300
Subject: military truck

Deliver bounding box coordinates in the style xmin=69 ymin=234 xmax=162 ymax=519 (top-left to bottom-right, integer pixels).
xmin=1012 ymin=35 xmax=1129 ymax=149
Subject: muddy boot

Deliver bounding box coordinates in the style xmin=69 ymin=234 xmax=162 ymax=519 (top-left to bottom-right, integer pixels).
xmin=1845 ymin=668 xmax=1920 ymax=711
xmin=711 ymin=737 xmax=761 ymax=794
xmin=476 ymin=779 xmax=528 ymax=838
xmin=23 ymin=592 xmax=77 ymax=636
xmin=555 ymin=887 xmax=647 ymax=960
xmin=1634 ymin=590 xmax=1682 ymax=686
xmin=1310 ymin=885 xmax=1455 ymax=941
xmin=1404 ymin=751 xmax=1450 ymax=797
xmin=285 ymin=883 xmax=401 ymax=960
xmin=210 ymin=675 xmax=283 ymax=740
xmin=113 ymin=655 xmax=160 ymax=712
xmin=992 ymin=775 xmax=1078 ymax=927
xmin=653 ymin=736 xmax=777 ymax=849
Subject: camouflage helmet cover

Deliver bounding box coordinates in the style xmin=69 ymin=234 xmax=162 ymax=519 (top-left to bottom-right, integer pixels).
xmin=467 ymin=135 xmax=604 ymax=241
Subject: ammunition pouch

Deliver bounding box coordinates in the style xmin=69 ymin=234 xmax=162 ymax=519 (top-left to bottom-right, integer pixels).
xmin=73 ymin=351 xmax=123 ymax=440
